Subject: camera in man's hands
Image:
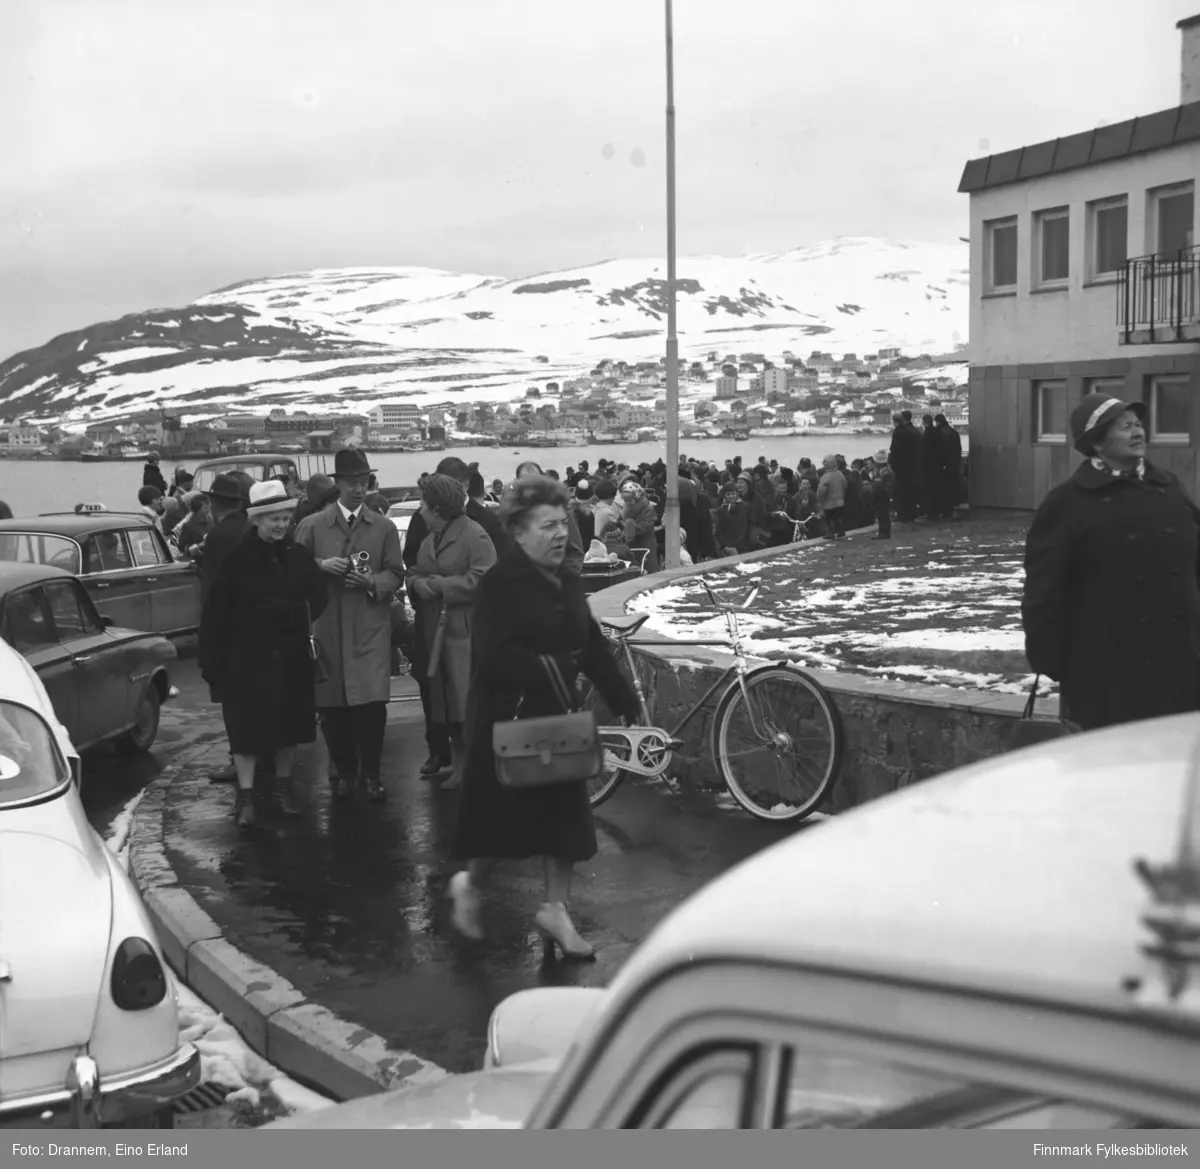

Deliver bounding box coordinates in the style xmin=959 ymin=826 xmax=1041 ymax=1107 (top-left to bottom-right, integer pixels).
xmin=350 ymin=550 xmax=372 ymax=576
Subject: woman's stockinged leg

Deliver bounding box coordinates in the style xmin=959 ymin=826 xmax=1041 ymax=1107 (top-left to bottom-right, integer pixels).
xmin=273 ymin=746 xmax=297 ymax=778
xmin=535 ymin=858 xmax=593 ymax=960
xmin=439 ymin=724 xmax=465 ymax=791
xmin=232 ymin=754 xmax=257 ymax=830
xmin=272 ymin=745 xmax=302 ymax=817
xmin=543 ymin=856 xmax=572 ymax=904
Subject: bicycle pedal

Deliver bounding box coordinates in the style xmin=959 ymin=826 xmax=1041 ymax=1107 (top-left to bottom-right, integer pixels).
xmin=666 ymin=738 xmax=685 ymax=749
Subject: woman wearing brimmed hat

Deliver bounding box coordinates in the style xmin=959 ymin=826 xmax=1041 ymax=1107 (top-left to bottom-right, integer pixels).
xmin=199 ymin=480 xmax=329 ymax=830
xmin=1022 ymin=392 xmax=1200 ymax=731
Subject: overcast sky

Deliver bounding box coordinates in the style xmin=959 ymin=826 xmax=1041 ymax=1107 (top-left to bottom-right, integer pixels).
xmin=0 ymin=0 xmax=1191 ymax=358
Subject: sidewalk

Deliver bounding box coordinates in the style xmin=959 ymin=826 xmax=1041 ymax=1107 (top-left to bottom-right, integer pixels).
xmin=133 ymin=678 xmax=791 ymax=1089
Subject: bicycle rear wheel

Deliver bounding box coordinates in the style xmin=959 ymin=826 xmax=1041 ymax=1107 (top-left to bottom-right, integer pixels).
xmin=712 ymin=664 xmax=841 ymax=823
xmin=577 ymin=678 xmax=633 ymax=808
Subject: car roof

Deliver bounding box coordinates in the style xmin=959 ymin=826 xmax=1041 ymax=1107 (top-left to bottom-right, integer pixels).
xmin=606 ymin=712 xmax=1199 ymax=1019
xmin=195 ymin=455 xmax=297 ymax=469
xmin=0 ymin=563 xmax=74 ymax=589
xmin=0 ymin=514 xmax=156 ymax=536
xmin=0 ymin=635 xmax=61 ymax=722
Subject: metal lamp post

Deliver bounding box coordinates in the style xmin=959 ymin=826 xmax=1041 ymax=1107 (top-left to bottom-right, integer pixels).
xmin=662 ymin=0 xmax=681 ymax=569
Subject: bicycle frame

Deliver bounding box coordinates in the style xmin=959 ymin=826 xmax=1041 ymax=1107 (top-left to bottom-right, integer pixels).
xmin=597 ymin=581 xmax=777 ymax=777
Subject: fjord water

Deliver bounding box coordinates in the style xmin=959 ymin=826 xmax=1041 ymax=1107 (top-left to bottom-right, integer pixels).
xmin=0 ymin=432 xmax=968 ymax=518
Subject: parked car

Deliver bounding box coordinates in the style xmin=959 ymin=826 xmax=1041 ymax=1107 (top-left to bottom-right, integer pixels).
xmin=190 ymin=453 xmax=332 ymax=494
xmin=270 ymin=712 xmax=1200 ymax=1130
xmin=0 ymin=564 xmax=177 ymax=756
xmin=0 ymin=637 xmax=199 ymax=1128
xmin=387 ymin=500 xmax=421 ymax=541
xmin=0 ymin=513 xmax=200 ymax=639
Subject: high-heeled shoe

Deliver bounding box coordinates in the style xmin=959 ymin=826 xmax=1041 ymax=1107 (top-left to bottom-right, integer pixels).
xmin=534 ymin=902 xmax=595 ymax=961
xmin=447 ymin=871 xmax=484 ymax=940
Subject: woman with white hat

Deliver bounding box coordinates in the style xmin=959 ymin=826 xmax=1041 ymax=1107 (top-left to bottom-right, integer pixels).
xmin=1022 ymin=392 xmax=1200 ymax=731
xmin=199 ymin=480 xmax=329 ymax=830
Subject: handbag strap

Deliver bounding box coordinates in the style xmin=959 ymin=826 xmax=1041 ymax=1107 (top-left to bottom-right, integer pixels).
xmin=1023 ymin=674 xmax=1042 ymax=719
xmin=538 ymin=654 xmax=578 ymax=714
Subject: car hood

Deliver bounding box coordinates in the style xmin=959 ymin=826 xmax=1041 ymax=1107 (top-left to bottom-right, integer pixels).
xmin=0 ymin=828 xmax=112 ymax=1057
xmin=265 ymin=1061 xmax=559 ymax=1130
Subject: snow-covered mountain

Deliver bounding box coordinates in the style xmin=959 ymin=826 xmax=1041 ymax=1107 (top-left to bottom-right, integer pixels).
xmin=0 ymin=237 xmax=968 ymax=425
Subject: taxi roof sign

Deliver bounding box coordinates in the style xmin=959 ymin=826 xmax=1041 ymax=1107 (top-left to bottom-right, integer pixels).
xmin=74 ymin=502 xmax=108 ymax=514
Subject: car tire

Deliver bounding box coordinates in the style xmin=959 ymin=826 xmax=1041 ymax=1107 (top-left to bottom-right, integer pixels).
xmin=116 ymin=686 xmax=161 ymax=755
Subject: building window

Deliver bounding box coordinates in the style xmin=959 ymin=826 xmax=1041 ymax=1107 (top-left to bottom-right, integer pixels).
xmin=1149 ymin=374 xmax=1191 ymax=443
xmin=1035 ymin=380 xmax=1068 ymax=443
xmin=1152 ymin=184 xmax=1194 ymax=256
xmin=984 ymin=217 xmax=1017 ymax=292
xmin=1034 ymin=207 xmax=1070 ymax=285
xmin=1087 ymin=197 xmax=1127 ymax=278
xmin=1085 ymin=376 xmax=1126 ymax=400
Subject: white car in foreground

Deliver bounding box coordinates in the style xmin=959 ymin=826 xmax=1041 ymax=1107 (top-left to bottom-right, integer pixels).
xmin=0 ymin=640 xmax=199 ymax=1129
xmin=271 ymin=712 xmax=1200 ymax=1129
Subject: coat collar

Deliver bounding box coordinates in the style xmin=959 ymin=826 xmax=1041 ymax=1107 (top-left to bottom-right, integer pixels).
xmin=429 ymin=512 xmax=469 ymax=552
xmin=493 ymin=540 xmax=565 ymax=585
xmin=321 ymin=500 xmax=383 ymax=530
xmin=1071 ymin=458 xmax=1171 ymax=490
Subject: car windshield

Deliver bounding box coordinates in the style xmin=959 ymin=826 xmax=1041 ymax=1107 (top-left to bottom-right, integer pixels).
xmin=0 ymin=700 xmax=71 ymax=806
xmin=0 ymin=533 xmax=81 ymax=574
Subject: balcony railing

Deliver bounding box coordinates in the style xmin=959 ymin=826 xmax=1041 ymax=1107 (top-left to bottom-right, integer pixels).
xmin=1118 ymin=246 xmax=1200 ymax=343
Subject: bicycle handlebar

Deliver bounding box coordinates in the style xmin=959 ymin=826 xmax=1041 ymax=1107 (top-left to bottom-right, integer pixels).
xmin=700 ymin=578 xmax=764 ymax=612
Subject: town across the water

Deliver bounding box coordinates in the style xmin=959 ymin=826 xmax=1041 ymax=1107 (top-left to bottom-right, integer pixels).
xmin=0 ymin=345 xmax=968 ymax=462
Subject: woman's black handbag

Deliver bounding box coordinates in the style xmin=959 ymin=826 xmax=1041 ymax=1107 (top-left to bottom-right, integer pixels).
xmin=493 ymin=655 xmax=602 ymax=789
xmin=1009 ymin=675 xmax=1080 ymax=750
xmin=305 ymin=601 xmax=330 ymax=685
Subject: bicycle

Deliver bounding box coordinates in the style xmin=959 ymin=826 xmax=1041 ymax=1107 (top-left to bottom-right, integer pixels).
xmin=579 ymin=578 xmax=843 ymax=824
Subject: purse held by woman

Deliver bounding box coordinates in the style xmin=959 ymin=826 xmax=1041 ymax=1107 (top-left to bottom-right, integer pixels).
xmin=1009 ymin=674 xmax=1079 ymax=750
xmin=493 ymin=655 xmax=602 ymax=788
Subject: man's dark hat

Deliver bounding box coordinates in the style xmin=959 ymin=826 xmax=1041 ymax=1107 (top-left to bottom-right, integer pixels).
xmin=333 ymin=447 xmax=376 ymax=478
xmin=208 ymin=472 xmax=249 ymax=502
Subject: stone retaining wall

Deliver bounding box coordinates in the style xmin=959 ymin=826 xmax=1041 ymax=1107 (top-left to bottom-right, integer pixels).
xmin=587 ymin=539 xmax=1058 ymax=811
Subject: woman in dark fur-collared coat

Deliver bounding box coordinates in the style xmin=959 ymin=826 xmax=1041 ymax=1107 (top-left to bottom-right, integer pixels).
xmin=447 ymin=476 xmax=639 ymax=960
xmin=1022 ymin=392 xmax=1200 ymax=732
xmin=200 ymin=480 xmax=328 ymax=831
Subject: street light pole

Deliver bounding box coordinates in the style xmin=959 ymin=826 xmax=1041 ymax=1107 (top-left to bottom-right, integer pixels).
xmin=662 ymin=0 xmax=681 ymax=570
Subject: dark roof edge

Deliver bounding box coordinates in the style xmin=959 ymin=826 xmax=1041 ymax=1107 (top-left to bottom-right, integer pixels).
xmin=1177 ymin=13 xmax=1200 ymax=29
xmin=957 ymin=101 xmax=1199 ymax=194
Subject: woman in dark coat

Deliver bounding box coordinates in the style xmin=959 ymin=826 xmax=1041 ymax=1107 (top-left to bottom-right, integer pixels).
xmin=1022 ymin=393 xmax=1200 ymax=732
xmin=447 ymin=476 xmax=639 ymax=959
xmin=199 ymin=480 xmax=328 ymax=831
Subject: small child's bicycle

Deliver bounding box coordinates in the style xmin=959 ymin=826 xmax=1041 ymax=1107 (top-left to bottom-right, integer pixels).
xmin=580 ymin=578 xmax=843 ymax=824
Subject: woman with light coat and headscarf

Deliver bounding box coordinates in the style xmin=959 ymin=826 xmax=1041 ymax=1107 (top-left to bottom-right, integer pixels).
xmin=408 ymin=474 xmax=497 ymax=790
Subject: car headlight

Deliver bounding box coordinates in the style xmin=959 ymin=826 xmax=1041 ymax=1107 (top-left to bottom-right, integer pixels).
xmin=110 ymin=938 xmax=168 ymax=1010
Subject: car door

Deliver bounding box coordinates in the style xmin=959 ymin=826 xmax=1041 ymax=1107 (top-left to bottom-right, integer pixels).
xmin=125 ymin=524 xmax=200 ymax=636
xmin=42 ymin=577 xmax=127 ymax=749
xmin=0 ymin=584 xmax=79 ymax=744
xmin=77 ymin=529 xmax=152 ymax=632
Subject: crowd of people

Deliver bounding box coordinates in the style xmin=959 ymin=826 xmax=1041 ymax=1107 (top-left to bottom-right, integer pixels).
xmin=126 ymin=410 xmax=965 ymax=960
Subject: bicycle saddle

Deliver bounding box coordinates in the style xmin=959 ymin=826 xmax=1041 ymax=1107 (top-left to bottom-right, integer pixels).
xmin=600 ymin=613 xmax=651 ymax=636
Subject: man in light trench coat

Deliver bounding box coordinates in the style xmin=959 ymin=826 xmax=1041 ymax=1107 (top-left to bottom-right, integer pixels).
xmin=295 ymin=447 xmax=406 ymax=802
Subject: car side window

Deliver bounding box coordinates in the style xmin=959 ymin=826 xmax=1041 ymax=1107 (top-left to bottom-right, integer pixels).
xmin=631 ymin=1048 xmax=755 ymax=1129
xmin=43 ymin=580 xmax=100 ymax=642
xmin=85 ymin=531 xmax=133 ymax=572
xmin=127 ymin=527 xmax=166 ymax=567
xmin=779 ymin=1049 xmax=972 ymax=1128
xmin=3 ymin=587 xmax=56 ymax=653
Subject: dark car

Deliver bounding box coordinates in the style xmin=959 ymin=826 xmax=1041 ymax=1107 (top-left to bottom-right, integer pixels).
xmin=191 ymin=453 xmax=333 ymax=494
xmin=0 ymin=513 xmax=200 ymax=637
xmin=0 ymin=563 xmax=177 ymax=757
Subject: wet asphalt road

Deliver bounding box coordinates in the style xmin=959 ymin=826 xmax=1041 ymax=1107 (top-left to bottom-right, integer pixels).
xmin=82 ymin=652 xmax=804 ymax=1076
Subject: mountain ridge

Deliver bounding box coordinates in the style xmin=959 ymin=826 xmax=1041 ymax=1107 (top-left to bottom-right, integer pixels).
xmin=0 ymin=236 xmax=968 ymax=425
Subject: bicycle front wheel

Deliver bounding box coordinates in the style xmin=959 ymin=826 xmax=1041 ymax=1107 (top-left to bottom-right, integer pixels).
xmin=712 ymin=665 xmax=841 ymax=823
xmin=577 ymin=678 xmax=633 ymax=809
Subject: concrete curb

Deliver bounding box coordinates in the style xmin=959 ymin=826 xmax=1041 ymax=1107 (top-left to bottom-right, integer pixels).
xmin=129 ymin=740 xmax=447 ymax=1102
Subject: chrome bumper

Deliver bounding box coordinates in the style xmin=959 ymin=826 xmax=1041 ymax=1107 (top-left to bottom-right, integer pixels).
xmin=0 ymin=1044 xmax=200 ymax=1128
